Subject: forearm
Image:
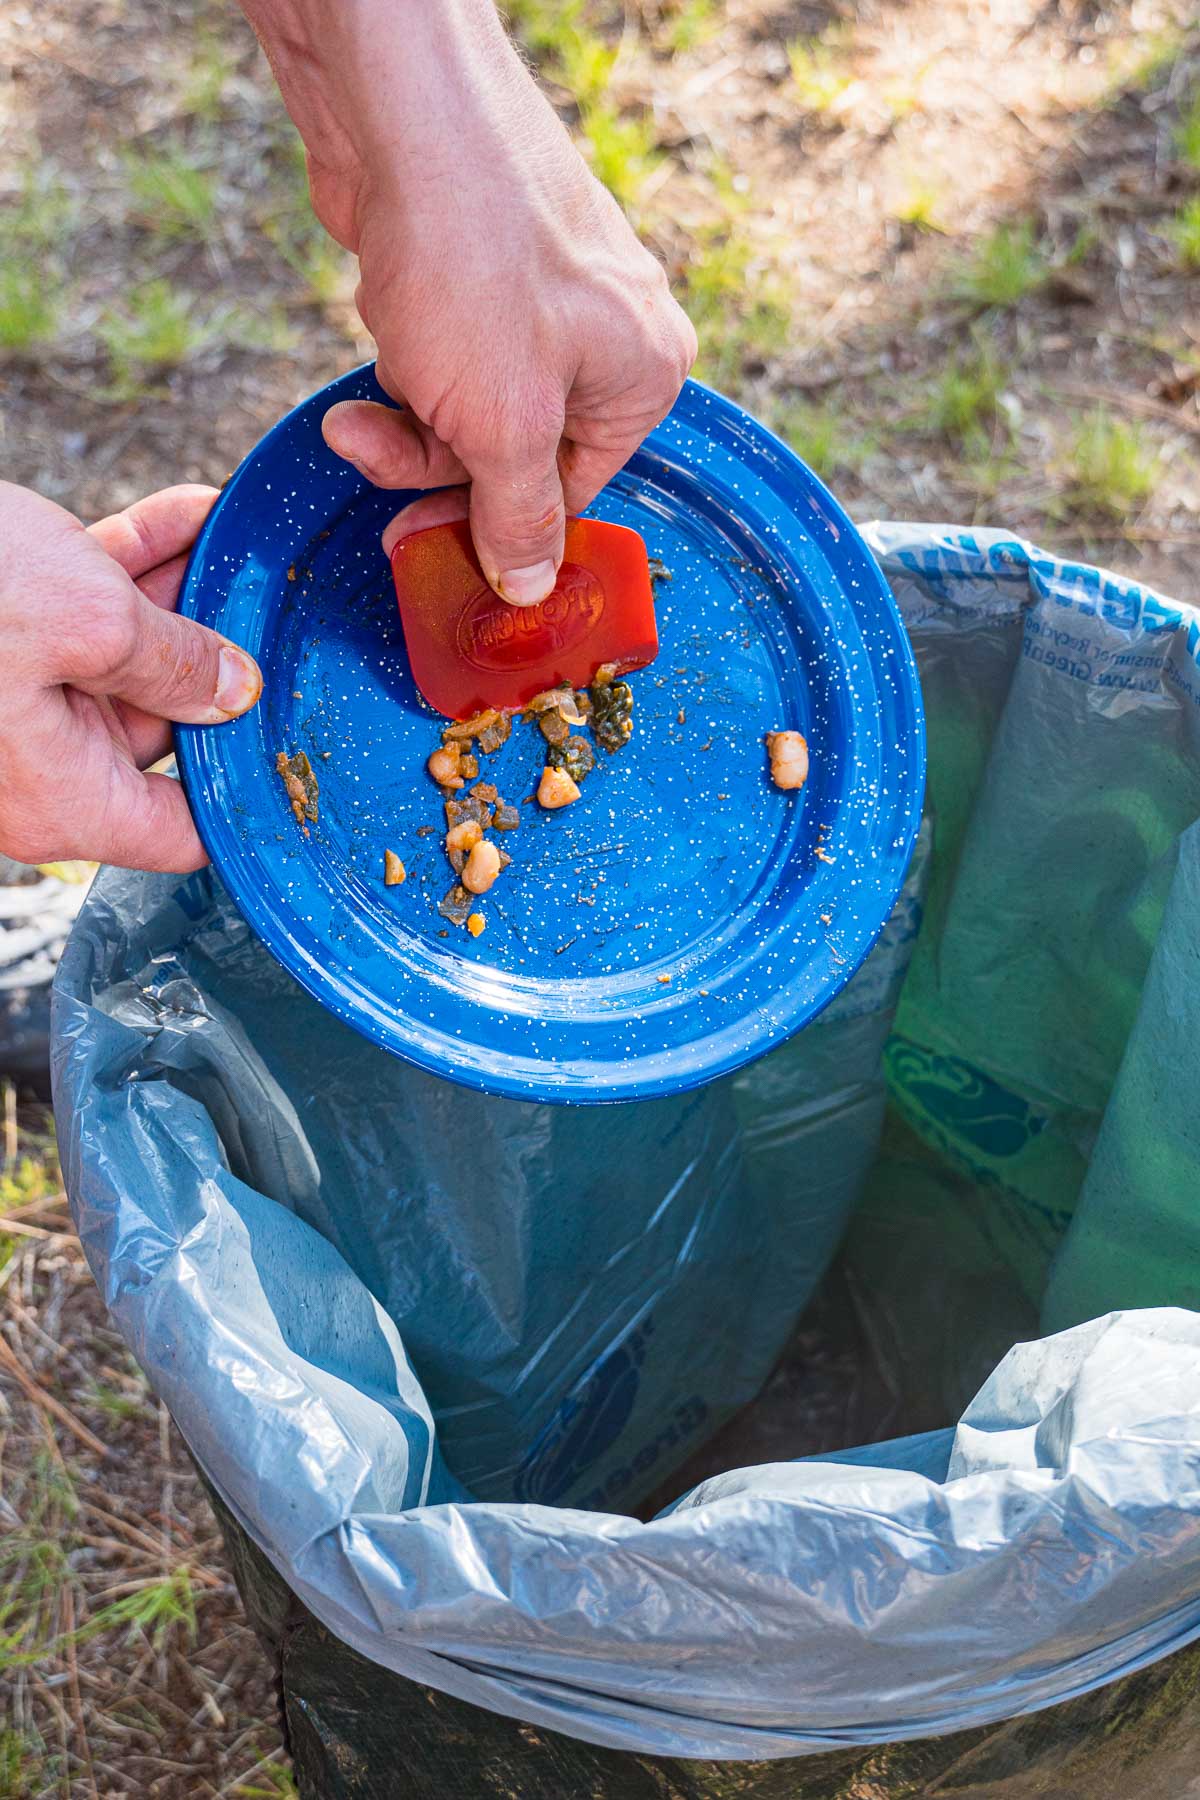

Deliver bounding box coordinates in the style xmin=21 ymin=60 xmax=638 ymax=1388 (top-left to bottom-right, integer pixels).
xmin=239 ymin=0 xmax=549 ymax=218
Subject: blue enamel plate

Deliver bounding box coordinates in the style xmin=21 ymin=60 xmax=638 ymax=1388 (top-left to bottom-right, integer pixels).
xmin=177 ymin=368 xmax=924 ymax=1104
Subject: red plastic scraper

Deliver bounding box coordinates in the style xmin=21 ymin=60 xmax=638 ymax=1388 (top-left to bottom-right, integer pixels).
xmin=390 ymin=517 xmax=659 ymax=720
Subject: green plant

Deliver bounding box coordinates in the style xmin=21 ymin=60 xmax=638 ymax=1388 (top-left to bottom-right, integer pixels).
xmin=1167 ymin=196 xmax=1200 ymax=268
xmin=658 ymin=0 xmax=720 ymax=53
xmin=125 ymin=144 xmax=217 ymax=239
xmin=263 ymin=129 xmax=352 ymax=305
xmin=1059 ymin=410 xmax=1157 ymax=519
xmin=922 ymin=338 xmax=1010 ymax=451
xmin=892 ymin=174 xmax=945 ymax=233
xmin=0 ymin=266 xmax=58 ymax=354
xmin=558 ymin=32 xmax=617 ymax=104
xmin=182 ymin=26 xmax=238 ymax=122
xmin=961 ymin=441 xmax=1017 ymax=506
xmin=99 ymin=280 xmax=210 ymax=385
xmin=787 ymin=34 xmax=853 ymax=114
xmin=87 ymin=1382 xmax=146 ymax=1422
xmin=234 ymin=1766 xmax=301 ymax=1799
xmin=506 ymin=0 xmax=614 ymax=104
xmin=0 ymin=1126 xmax=61 ymax=1214
xmin=270 ymin=219 xmax=349 ymax=305
xmin=0 ymin=1452 xmax=78 ymax=1671
xmin=0 ymin=173 xmax=73 ymax=352
xmin=953 ymin=217 xmax=1046 ymax=308
xmin=100 ymin=281 xmax=295 ymax=391
xmin=1174 ymin=88 xmax=1200 ymax=169
xmin=578 ymin=101 xmax=662 ymax=206
xmin=0 ymin=1728 xmax=49 ymax=1799
xmin=771 ymin=400 xmax=877 ymax=481
xmin=1065 ymin=220 xmax=1099 ymax=265
xmin=505 ymin=0 xmax=586 ymax=59
xmin=81 ymin=1568 xmax=198 ymax=1650
xmin=682 ymin=225 xmax=790 ymax=391
xmin=1105 ymin=25 xmax=1183 ymax=98
xmin=2 ymin=171 xmax=75 ymax=251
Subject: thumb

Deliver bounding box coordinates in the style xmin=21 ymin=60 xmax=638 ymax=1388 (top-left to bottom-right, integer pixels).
xmin=466 ymin=443 xmax=567 ymax=608
xmin=64 ymin=579 xmax=262 ymax=725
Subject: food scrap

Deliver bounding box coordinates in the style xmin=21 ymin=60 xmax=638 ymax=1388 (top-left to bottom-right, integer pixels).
xmin=538 ymin=765 xmax=580 ymax=809
xmin=275 ymin=750 xmax=319 ymax=827
xmin=416 ymin=666 xmax=640 ymax=924
xmin=589 ymin=666 xmax=634 ymax=752
xmin=466 ymin=912 xmax=486 ymax=937
xmin=766 ymin=729 xmax=809 ymax=792
xmin=545 ymin=736 xmax=594 ymax=784
xmin=462 ymin=838 xmax=501 ymax=894
xmin=384 ymin=850 xmax=406 ymax=886
xmin=427 ymin=745 xmax=465 ymax=790
xmin=438 ymin=883 xmax=474 ymax=926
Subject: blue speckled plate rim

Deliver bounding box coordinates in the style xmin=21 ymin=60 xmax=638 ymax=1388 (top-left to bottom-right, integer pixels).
xmin=176 ymin=368 xmax=926 ymax=1104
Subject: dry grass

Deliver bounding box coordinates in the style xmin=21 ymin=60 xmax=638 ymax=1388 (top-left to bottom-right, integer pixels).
xmin=0 ymin=1107 xmax=283 ymax=1798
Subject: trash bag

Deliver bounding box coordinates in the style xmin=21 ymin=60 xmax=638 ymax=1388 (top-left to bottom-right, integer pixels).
xmin=53 ymin=526 xmax=1200 ymax=1775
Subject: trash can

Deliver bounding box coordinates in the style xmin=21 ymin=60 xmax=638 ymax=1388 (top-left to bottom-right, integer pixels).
xmin=53 ymin=525 xmax=1200 ymax=1795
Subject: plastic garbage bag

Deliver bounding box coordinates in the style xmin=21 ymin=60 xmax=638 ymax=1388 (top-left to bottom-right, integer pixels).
xmin=53 ymin=525 xmax=1200 ymax=1764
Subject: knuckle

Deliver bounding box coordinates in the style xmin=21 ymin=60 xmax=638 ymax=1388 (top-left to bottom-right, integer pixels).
xmin=62 ymin=587 xmax=141 ymax=684
xmin=150 ymin=627 xmax=211 ymax=708
xmin=449 ymin=379 xmax=565 ymax=469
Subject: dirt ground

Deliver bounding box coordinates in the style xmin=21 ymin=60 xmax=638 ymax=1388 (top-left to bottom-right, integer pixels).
xmin=1 ymin=0 xmax=1199 ymax=1794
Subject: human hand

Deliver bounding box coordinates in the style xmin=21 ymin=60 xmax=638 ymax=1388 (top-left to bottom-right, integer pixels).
xmin=0 ymin=483 xmax=262 ymax=872
xmin=242 ymin=0 xmax=696 ymax=606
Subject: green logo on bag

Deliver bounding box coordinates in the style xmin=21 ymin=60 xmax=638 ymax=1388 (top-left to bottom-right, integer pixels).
xmin=887 ymin=1036 xmax=1047 ymax=1160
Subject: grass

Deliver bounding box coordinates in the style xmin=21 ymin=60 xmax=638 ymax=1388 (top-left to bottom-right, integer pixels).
xmin=0 ymin=173 xmax=73 ymax=353
xmin=124 ymin=143 xmax=218 ymax=239
xmin=87 ymin=1380 xmax=147 ymax=1422
xmin=0 ymin=1729 xmax=53 ymax=1798
xmin=0 ymin=267 xmax=58 ymax=355
xmin=182 ymin=26 xmax=239 ymax=123
xmin=505 ymin=0 xmax=662 ymax=203
xmin=2 ymin=172 xmax=75 ymax=251
xmin=787 ymin=34 xmax=854 ymax=115
xmin=506 ymin=0 xmax=613 ymax=104
xmin=1173 ymin=87 xmax=1200 ymax=168
xmin=0 ymin=1105 xmax=61 ymax=1271
xmin=1105 ymin=25 xmax=1186 ymax=98
xmin=953 ymin=218 xmax=1047 ymax=308
xmin=657 ymin=0 xmax=720 ymax=53
xmin=98 ymin=280 xmax=294 ymax=392
xmin=262 ymin=131 xmax=353 ymax=305
xmin=879 ymin=70 xmax=926 ymax=125
xmin=81 ymin=1568 xmax=198 ymax=1650
xmin=0 ymin=1452 xmax=77 ymax=1672
xmin=579 ymin=100 xmax=662 ymax=206
xmin=269 ymin=214 xmax=349 ymax=304
xmin=234 ymin=1768 xmax=300 ymax=1799
xmin=1058 ymin=410 xmax=1157 ymax=519
xmin=682 ymin=225 xmax=791 ymax=391
xmin=1065 ymin=221 xmax=1100 ymax=265
xmin=99 ymin=280 xmax=211 ymax=386
xmin=1167 ymin=196 xmax=1200 ymax=267
xmin=892 ymin=174 xmax=946 ymax=233
xmin=771 ymin=399 xmax=878 ymax=481
xmin=920 ymin=338 xmax=1011 ymax=452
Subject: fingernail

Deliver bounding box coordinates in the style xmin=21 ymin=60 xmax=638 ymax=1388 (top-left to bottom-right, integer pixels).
xmin=498 ymin=561 xmax=557 ymax=607
xmin=215 ymin=645 xmax=263 ymax=717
